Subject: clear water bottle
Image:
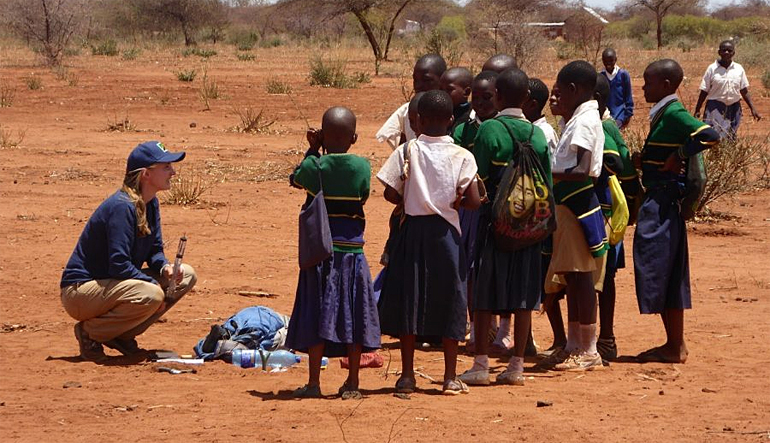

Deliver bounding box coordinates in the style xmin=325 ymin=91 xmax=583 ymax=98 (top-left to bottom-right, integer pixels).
xmin=231 ymin=349 xmax=328 ymax=369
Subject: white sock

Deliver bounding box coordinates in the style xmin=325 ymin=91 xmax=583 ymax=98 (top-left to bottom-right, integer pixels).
xmin=566 ymin=322 xmax=580 ymax=353
xmin=507 ymin=356 xmax=524 ymax=373
xmin=495 ymin=317 xmax=511 ymax=343
xmin=472 ymin=354 xmax=489 ymax=371
xmin=580 ymin=323 xmax=598 ymax=355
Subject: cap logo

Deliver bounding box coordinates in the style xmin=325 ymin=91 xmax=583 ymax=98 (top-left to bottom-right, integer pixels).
xmin=156 ymin=142 xmax=168 ymax=152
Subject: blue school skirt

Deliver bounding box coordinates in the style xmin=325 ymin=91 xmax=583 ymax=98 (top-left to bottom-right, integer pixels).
xmin=378 ymin=214 xmax=468 ymax=341
xmin=473 ymin=208 xmax=543 ymax=313
xmin=705 ymin=99 xmax=741 ymax=137
xmin=633 ymin=185 xmax=691 ymax=314
xmin=459 ymin=207 xmax=480 ymax=273
xmin=285 ymin=251 xmax=381 ymax=357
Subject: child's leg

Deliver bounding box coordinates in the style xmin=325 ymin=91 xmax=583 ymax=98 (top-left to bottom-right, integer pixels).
xmin=545 ymin=298 xmax=567 ymax=349
xmin=399 ymin=334 xmax=416 ymax=380
xmin=345 ymin=344 xmax=362 ymax=389
xmin=442 ymin=337 xmax=459 ymax=382
xmin=598 ymin=271 xmax=616 ymax=340
xmin=663 ymin=308 xmax=688 ymax=362
xmin=511 ymin=309 xmax=531 ymax=359
xmin=565 ymin=286 xmax=580 ymax=353
xmin=565 ymin=271 xmax=598 ymax=356
xmin=472 ymin=310 xmax=492 ymax=360
xmin=307 ymin=343 xmax=325 ymax=387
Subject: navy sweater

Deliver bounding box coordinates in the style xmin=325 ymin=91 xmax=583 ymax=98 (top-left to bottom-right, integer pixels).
xmin=61 ymin=191 xmax=167 ymax=287
xmin=602 ymin=69 xmax=634 ymax=125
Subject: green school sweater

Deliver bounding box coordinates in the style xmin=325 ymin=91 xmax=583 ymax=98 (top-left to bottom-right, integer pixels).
xmin=291 ymin=153 xmax=370 ymax=253
xmin=473 ymin=115 xmax=552 ymax=201
xmin=452 ymin=119 xmax=480 ymax=151
xmin=642 ymin=100 xmax=714 ymax=188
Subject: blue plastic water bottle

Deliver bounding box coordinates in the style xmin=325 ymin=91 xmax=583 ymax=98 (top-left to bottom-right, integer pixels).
xmin=231 ymin=349 xmax=301 ymax=369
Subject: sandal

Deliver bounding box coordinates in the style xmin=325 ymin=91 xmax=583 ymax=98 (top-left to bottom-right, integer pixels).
xmin=292 ymin=384 xmax=322 ymax=399
xmin=337 ymin=380 xmax=362 ymax=400
xmin=442 ymin=378 xmax=469 ymax=395
xmin=395 ymin=376 xmax=416 ymax=394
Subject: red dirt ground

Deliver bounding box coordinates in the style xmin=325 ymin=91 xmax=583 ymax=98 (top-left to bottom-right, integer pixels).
xmin=1 ymin=44 xmax=769 ymax=442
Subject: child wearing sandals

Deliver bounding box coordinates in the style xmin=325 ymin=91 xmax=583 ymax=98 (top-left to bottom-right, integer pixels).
xmin=377 ymin=90 xmax=482 ymax=395
xmin=286 ymin=107 xmax=381 ymax=399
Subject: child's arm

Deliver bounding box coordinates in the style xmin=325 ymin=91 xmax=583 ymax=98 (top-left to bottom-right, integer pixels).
xmin=693 ymin=90 xmax=709 ymax=119
xmin=621 ymin=70 xmax=634 ymax=128
xmin=660 ymin=125 xmax=720 ymax=173
xmin=553 ymin=146 xmax=592 ymax=182
xmin=459 ymin=178 xmax=482 ymax=210
xmin=603 ymin=151 xmax=623 ymax=175
xmin=740 ymin=87 xmax=762 ymax=121
xmin=289 ymin=129 xmax=323 ymax=188
xmin=383 ymin=185 xmax=402 ymax=205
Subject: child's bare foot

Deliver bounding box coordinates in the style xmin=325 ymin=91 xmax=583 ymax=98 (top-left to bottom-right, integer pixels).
xmin=636 ymin=344 xmax=688 ymax=363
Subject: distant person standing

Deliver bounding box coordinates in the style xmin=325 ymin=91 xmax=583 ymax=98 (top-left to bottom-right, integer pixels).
xmin=694 ymin=40 xmax=762 ymax=138
xmin=600 ymin=48 xmax=634 ymax=130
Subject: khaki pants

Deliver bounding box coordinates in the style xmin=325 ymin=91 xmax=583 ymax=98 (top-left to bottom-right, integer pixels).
xmin=60 ymin=264 xmax=197 ymax=342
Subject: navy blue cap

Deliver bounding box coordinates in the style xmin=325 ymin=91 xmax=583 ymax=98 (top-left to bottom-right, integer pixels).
xmin=127 ymin=141 xmax=185 ymax=172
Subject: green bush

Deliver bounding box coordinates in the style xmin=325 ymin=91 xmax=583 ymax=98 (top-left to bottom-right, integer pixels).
xmin=738 ymin=38 xmax=770 ymax=70
xmin=24 ymin=75 xmax=42 ymax=90
xmin=436 ymin=15 xmax=467 ymax=41
xmin=266 ymin=77 xmax=292 ymax=94
xmin=91 ymin=40 xmax=119 ymax=56
xmin=122 ymin=48 xmax=142 ymax=60
xmin=176 ymin=69 xmax=197 ymax=82
xmin=231 ymin=31 xmax=259 ymax=51
xmin=423 ymin=28 xmax=463 ymax=67
xmin=237 ymin=53 xmax=256 ymax=61
xmin=259 ymin=36 xmax=283 ymax=48
xmin=182 ymin=48 xmax=217 ymax=58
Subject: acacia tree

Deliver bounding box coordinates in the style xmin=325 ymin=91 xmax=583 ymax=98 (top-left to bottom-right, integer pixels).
xmin=636 ymin=0 xmax=701 ymax=48
xmin=118 ymin=0 xmax=227 ymax=46
xmin=3 ymin=0 xmax=85 ymax=65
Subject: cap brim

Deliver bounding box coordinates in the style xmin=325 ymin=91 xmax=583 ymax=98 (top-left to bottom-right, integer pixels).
xmin=158 ymin=151 xmax=186 ymax=164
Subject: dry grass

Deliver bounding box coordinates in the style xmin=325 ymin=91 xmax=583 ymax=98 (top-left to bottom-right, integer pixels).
xmin=105 ymin=115 xmax=138 ymax=132
xmin=0 ymin=124 xmax=26 ymax=148
xmin=162 ymin=167 xmax=211 ymax=205
xmin=700 ymin=134 xmax=770 ymax=211
xmin=232 ymin=107 xmax=276 ymax=134
xmin=199 ymin=69 xmax=221 ymax=111
xmin=0 ymin=82 xmax=15 ymax=107
xmin=203 ymin=149 xmax=303 ymax=183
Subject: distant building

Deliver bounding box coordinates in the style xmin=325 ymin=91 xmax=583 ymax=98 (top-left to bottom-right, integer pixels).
xmin=398 ymin=19 xmax=421 ymax=36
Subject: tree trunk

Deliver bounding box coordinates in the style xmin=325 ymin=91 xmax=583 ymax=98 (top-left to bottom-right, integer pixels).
xmin=383 ymin=0 xmax=412 ymax=62
xmin=655 ymin=13 xmax=662 ymax=49
xmin=351 ymin=10 xmax=382 ymax=63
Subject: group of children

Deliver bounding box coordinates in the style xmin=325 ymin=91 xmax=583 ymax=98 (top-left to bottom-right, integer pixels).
xmin=285 ymin=50 xmax=721 ymax=399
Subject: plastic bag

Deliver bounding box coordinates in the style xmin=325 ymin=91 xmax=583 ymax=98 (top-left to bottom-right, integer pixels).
xmin=607 ymin=175 xmax=629 ymax=245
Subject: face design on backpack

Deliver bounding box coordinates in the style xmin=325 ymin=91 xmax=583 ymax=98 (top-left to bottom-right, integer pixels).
xmin=509 ymin=175 xmax=536 ymax=218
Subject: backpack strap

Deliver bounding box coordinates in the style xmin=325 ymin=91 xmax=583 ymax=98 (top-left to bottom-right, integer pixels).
xmin=495 ymin=117 xmax=535 ymax=158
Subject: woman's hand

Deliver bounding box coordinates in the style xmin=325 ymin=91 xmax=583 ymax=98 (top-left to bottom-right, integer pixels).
xmin=162 ymin=264 xmax=183 ymax=284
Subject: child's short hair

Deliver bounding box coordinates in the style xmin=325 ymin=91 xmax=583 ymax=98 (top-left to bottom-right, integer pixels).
xmin=528 ymin=78 xmax=549 ymax=112
xmin=416 ymin=53 xmax=447 ymax=76
xmin=594 ymin=74 xmax=610 ymax=102
xmin=474 ymin=70 xmax=499 ymax=85
xmin=408 ymin=91 xmax=426 ymax=115
xmin=646 ymin=59 xmax=684 ymax=89
xmin=557 ymin=60 xmax=597 ymax=91
xmin=482 ymin=54 xmax=518 ymax=73
xmin=418 ymin=90 xmax=453 ymax=120
xmin=602 ymin=48 xmax=616 ymax=59
xmin=442 ymin=67 xmax=473 ymax=88
xmin=496 ymin=68 xmax=529 ymax=106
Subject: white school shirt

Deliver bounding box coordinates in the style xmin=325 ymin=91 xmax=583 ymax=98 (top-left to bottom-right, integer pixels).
xmin=532 ymin=116 xmax=559 ymax=159
xmin=699 ymin=61 xmax=749 ymax=106
xmin=376 ymin=134 xmax=478 ymax=235
xmin=602 ymin=65 xmax=620 ymax=81
xmin=554 ymin=100 xmax=604 ymax=178
xmin=375 ymin=102 xmax=416 ymax=150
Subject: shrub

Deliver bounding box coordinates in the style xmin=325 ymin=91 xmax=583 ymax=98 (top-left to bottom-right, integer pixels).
xmin=91 ymin=40 xmax=119 ymax=56
xmin=237 ymin=53 xmax=256 ymax=61
xmin=105 ymin=115 xmax=137 ymax=132
xmin=24 ymin=75 xmax=42 ymax=90
xmin=0 ymin=124 xmax=26 ymax=148
xmin=54 ymin=67 xmax=79 ymax=86
xmin=234 ymin=107 xmax=276 ymax=134
xmin=699 ymin=135 xmax=770 ymax=213
xmin=162 ymin=167 xmax=210 ymax=206
xmin=554 ymin=40 xmax=576 ymax=60
xmin=308 ymin=57 xmax=358 ymax=89
xmin=122 ymin=48 xmax=142 ymax=60
xmin=762 ymin=70 xmax=770 ymax=92
xmin=0 ymin=82 xmax=15 ymax=107
xmin=182 ymin=48 xmax=217 ymax=58
xmin=423 ymin=28 xmax=463 ymax=67
xmin=259 ymin=36 xmax=283 ymax=48
xmin=231 ymin=31 xmax=259 ymax=51
xmin=177 ymin=69 xmax=197 ymax=82
xmin=353 ymin=72 xmax=371 ymax=84
xmin=199 ymin=70 xmax=220 ymax=110
xmin=436 ymin=15 xmax=467 ymax=41
xmin=738 ymin=38 xmax=770 ymax=70
xmin=266 ymin=77 xmax=292 ymax=94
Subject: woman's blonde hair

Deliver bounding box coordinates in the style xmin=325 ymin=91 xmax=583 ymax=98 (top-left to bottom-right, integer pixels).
xmin=121 ymin=169 xmax=151 ymax=237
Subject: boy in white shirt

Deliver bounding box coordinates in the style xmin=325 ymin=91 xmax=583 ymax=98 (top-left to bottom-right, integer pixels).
xmin=693 ymin=40 xmax=762 ymax=137
xmin=375 ymin=54 xmax=446 ymax=149
xmin=539 ymin=61 xmax=608 ymax=372
xmin=377 ymin=90 xmax=481 ymax=395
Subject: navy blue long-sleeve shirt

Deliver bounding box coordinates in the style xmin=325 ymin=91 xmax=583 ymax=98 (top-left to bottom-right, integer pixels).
xmin=602 ymin=69 xmax=634 ymax=126
xmin=60 ymin=191 xmax=167 ymax=287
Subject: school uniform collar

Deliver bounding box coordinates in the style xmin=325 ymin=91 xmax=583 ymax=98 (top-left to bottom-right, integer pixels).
xmin=558 ymin=100 xmax=599 ymax=131
xmin=715 ymin=59 xmax=733 ymax=70
xmin=648 ymin=94 xmax=679 ymax=121
xmin=497 ymin=108 xmax=526 ymax=119
xmin=603 ymin=65 xmax=620 ymax=81
xmin=417 ymin=134 xmax=454 ymax=144
xmin=602 ymin=108 xmax=612 ymax=121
